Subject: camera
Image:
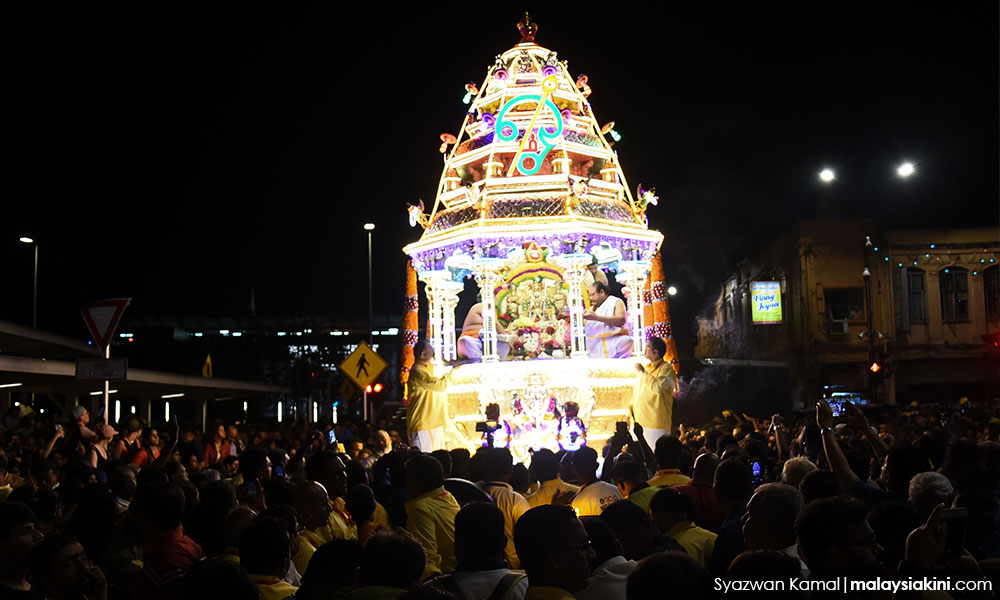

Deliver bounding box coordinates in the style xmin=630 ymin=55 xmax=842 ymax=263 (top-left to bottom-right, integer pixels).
xmin=475 ymin=420 xmax=501 ymax=433
xmin=829 ymin=401 xmax=844 ymax=418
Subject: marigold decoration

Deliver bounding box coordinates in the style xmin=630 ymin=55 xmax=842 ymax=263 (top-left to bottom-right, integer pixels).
xmin=643 ymin=279 xmax=654 ymax=342
xmin=649 ymin=251 xmax=679 ymax=375
xmin=401 ymin=259 xmax=419 ymax=397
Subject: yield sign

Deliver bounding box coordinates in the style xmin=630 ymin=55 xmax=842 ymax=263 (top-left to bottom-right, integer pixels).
xmin=82 ymin=298 xmax=131 ymax=350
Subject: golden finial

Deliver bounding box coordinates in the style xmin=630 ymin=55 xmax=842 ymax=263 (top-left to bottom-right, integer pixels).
xmin=517 ymin=12 xmax=538 ymax=43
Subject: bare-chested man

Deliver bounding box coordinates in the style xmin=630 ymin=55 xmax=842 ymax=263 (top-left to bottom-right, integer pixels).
xmin=456 ymin=302 xmax=510 ymax=361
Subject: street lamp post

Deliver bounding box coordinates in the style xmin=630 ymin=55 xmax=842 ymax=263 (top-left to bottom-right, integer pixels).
xmin=19 ymin=237 xmax=38 ymax=329
xmin=363 ymin=223 xmax=375 ymax=422
xmin=863 ymin=236 xmax=877 ymax=402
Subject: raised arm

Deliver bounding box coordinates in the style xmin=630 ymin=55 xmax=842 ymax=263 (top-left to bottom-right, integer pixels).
xmin=817 ymin=400 xmax=859 ymax=491
xmin=843 ymin=401 xmax=889 ymax=460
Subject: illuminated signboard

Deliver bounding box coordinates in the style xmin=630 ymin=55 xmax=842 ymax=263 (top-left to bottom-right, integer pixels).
xmin=751 ymin=281 xmax=783 ymax=325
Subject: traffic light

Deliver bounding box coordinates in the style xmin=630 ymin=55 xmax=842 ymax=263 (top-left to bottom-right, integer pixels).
xmin=869 ymin=361 xmax=882 ymax=374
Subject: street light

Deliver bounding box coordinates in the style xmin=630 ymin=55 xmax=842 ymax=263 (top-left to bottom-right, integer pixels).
xmin=819 ymin=168 xmax=836 ymax=183
xmin=19 ymin=237 xmax=38 ymax=328
xmin=667 ymin=286 xmax=678 ymax=296
xmin=896 ymin=162 xmax=915 ymax=178
xmin=363 ymin=223 xmax=375 ymax=422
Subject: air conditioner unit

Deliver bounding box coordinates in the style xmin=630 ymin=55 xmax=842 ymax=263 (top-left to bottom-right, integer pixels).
xmin=830 ymin=320 xmax=849 ymax=335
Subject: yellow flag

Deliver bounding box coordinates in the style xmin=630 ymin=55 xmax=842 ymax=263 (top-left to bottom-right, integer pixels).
xmin=202 ymin=354 xmax=213 ymax=378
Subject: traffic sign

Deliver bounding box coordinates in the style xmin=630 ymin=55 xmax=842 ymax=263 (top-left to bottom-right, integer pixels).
xmin=338 ymin=341 xmax=387 ymax=390
xmin=81 ymin=298 xmax=131 ymax=350
xmin=76 ymin=358 xmax=128 ymax=381
xmin=338 ymin=380 xmax=357 ymax=400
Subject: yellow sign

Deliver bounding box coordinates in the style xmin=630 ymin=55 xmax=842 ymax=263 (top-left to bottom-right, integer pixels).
xmin=338 ymin=380 xmax=357 ymax=400
xmin=338 ymin=341 xmax=387 ymax=389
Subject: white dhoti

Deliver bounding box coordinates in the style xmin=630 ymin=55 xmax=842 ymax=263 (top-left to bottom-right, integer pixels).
xmin=585 ymin=296 xmax=633 ymax=358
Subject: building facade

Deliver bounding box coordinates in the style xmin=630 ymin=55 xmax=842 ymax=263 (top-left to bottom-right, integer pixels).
xmin=695 ymin=219 xmax=999 ymax=406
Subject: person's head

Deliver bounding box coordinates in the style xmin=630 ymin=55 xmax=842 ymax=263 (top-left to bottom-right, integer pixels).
xmin=141 ymin=427 xmax=160 ymax=449
xmin=611 ymin=460 xmax=647 ymax=497
xmin=690 ymin=452 xmax=719 ymax=485
xmin=648 ymin=487 xmax=695 ymax=533
xmin=454 ymin=502 xmax=507 ymax=564
xmin=795 ymin=496 xmax=882 ymax=578
xmin=481 ymin=448 xmax=514 ymax=483
xmin=239 ymin=447 xmax=273 ymax=484
xmin=588 ymin=281 xmax=610 ymax=307
xmin=295 ymin=480 xmax=334 ymax=531
xmin=239 ymin=517 xmax=290 ymax=578
xmin=306 ymin=450 xmax=348 ymax=498
xmin=741 ymin=483 xmax=803 ymax=551
xmin=97 ymin=424 xmax=117 ymax=442
xmin=226 ymin=425 xmax=241 ymax=441
xmin=713 ymin=457 xmax=752 ymax=513
xmin=347 ymin=440 xmax=364 ymax=459
xmin=297 ymin=539 xmax=362 ymax=600
xmin=358 ymin=529 xmax=426 ymax=590
xmin=429 ymin=450 xmax=452 ymax=479
xmin=725 ymin=551 xmax=804 ymax=597
xmin=0 ymin=502 xmax=42 ymax=571
xmin=571 ymin=446 xmax=599 ymax=483
xmin=559 ymin=451 xmax=576 ymax=483
xmin=449 ymin=447 xmax=471 ymax=479
xmin=653 ymin=436 xmax=683 ymax=470
xmin=867 ymin=500 xmax=923 ymax=567
xmin=644 ymin=336 xmax=666 ymax=363
xmin=414 ymin=339 xmax=434 ymax=362
xmin=598 ymin=500 xmax=656 ymax=561
xmin=514 ymin=505 xmax=595 ymax=592
xmin=71 ymin=405 xmax=89 ymax=425
xmin=580 ymin=516 xmax=621 ymax=569
xmin=626 ymin=552 xmax=712 ymax=600
xmin=880 ymin=443 xmax=929 ymax=494
xmin=224 ymin=506 xmax=257 ymax=550
xmin=345 ymin=484 xmax=377 ymax=524
xmin=530 ymin=448 xmax=560 ymax=483
xmin=908 ymin=471 xmax=954 ymax=516
xmin=180 ymin=559 xmax=259 ymax=600
xmin=405 ymin=454 xmax=444 ymax=498
xmin=210 ymin=421 xmax=226 ymax=442
xmin=134 ymin=483 xmax=185 ymax=535
xmin=798 ymin=469 xmax=840 ymax=505
xmin=780 ymin=457 xmax=817 ymax=489
xmin=30 ymin=534 xmax=98 ymax=600
xmin=31 ymin=459 xmax=58 ymax=490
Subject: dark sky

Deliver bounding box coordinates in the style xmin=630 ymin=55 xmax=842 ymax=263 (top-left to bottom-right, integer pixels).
xmin=3 ymin=4 xmax=997 ymax=358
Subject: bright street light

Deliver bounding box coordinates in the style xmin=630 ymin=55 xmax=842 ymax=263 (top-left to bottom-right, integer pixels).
xmin=897 ymin=162 xmax=915 ymax=178
xmin=363 ymin=223 xmax=375 ymax=231
xmin=19 ymin=237 xmax=34 ymax=244
xmin=667 ymin=286 xmax=678 ymax=296
xmin=819 ymin=168 xmax=835 ymax=183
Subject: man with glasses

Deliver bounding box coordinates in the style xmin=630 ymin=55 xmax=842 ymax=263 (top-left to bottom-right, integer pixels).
xmin=514 ymin=505 xmax=596 ymax=600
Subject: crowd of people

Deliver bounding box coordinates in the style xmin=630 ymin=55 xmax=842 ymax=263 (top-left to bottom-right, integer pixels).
xmin=0 ymin=382 xmax=998 ymax=599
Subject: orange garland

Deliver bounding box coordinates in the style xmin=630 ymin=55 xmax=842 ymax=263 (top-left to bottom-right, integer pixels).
xmin=649 ymin=251 xmax=679 ymax=375
xmin=401 ymin=260 xmax=419 ymax=393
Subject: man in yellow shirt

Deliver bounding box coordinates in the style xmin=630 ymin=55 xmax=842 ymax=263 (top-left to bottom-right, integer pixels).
xmin=405 ymin=453 xmax=461 ymax=578
xmin=407 ymin=339 xmax=453 ymax=452
xmin=648 ymin=488 xmax=716 ymax=570
xmin=292 ymin=480 xmax=334 ymax=574
xmin=240 ymin=518 xmax=299 ymax=600
xmin=526 ymin=449 xmax=579 ymax=508
xmin=631 ymin=336 xmax=676 ymax=451
xmin=305 ymin=450 xmax=357 ymax=542
xmin=646 ymin=437 xmax=691 ymax=488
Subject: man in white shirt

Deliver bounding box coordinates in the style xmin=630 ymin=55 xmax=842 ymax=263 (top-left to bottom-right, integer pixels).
xmin=569 ymin=447 xmax=623 ymax=516
xmin=576 ymin=516 xmax=636 ymax=600
xmin=583 ymin=282 xmax=633 ymax=358
xmin=429 ymin=502 xmax=528 ymax=600
xmin=479 ymin=448 xmax=530 ymax=569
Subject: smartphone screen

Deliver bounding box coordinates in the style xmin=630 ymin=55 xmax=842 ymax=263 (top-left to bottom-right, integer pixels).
xmin=246 ymin=481 xmax=258 ymax=496
xmin=275 ymin=466 xmax=284 ymax=478
xmin=750 ymin=460 xmax=765 ymax=485
xmin=328 ymin=430 xmax=337 ymax=444
xmin=829 ymin=401 xmax=843 ymax=418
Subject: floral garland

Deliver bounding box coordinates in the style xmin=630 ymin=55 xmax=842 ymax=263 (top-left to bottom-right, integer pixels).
xmin=401 ymin=260 xmax=419 ymax=396
xmin=650 ymin=251 xmax=680 ymax=375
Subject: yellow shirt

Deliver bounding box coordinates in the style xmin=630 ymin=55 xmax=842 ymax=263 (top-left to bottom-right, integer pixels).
xmin=319 ymin=497 xmax=358 ymax=542
xmin=250 ymin=574 xmax=298 ymax=600
xmin=527 ymin=478 xmax=580 ymax=508
xmin=632 ymin=360 xmax=675 ymax=431
xmin=294 ymin=528 xmax=326 ymax=575
xmin=481 ymin=482 xmax=530 ymax=569
xmin=647 ymin=469 xmax=691 ymax=487
xmin=666 ymin=520 xmax=717 ymax=569
xmin=373 ymin=501 xmax=392 ymax=528
xmin=406 ymin=363 xmax=449 ymax=435
xmin=405 ymin=485 xmax=461 ymax=578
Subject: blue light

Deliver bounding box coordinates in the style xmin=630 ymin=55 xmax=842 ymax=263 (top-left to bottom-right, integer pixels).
xmin=924 ymin=253 xmax=930 ymax=258
xmin=884 ymin=257 xmax=889 ymax=262
xmin=930 ymin=244 xmax=936 ymax=249
xmin=873 ymin=247 xmax=879 ymax=252
xmin=898 ymin=263 xmax=903 ymax=267
xmin=944 ymin=268 xmax=950 ymax=273
xmin=913 ymin=261 xmax=918 ymax=266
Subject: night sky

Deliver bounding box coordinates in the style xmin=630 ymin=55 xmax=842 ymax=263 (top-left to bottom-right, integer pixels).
xmin=3 ymin=4 xmax=997 ymax=359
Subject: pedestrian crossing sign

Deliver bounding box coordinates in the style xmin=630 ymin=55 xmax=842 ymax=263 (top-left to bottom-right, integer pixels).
xmin=338 ymin=341 xmax=387 ymax=390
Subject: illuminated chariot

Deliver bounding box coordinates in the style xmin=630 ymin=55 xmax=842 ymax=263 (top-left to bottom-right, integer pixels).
xmin=402 ymin=16 xmax=674 ymax=463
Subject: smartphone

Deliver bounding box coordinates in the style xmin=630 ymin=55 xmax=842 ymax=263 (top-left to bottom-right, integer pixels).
xmin=54 ymin=424 xmax=62 ymax=431
xmin=336 ymin=442 xmax=346 ymax=453
xmin=275 ymin=465 xmax=284 ymax=478
xmin=328 ymin=430 xmax=337 ymax=444
xmin=829 ymin=401 xmax=844 ymax=418
xmin=749 ymin=459 xmax=765 ymax=486
xmin=246 ymin=481 xmax=258 ymax=496
xmin=940 ymin=508 xmax=968 ymax=559
xmin=615 ymin=421 xmax=629 ymax=437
